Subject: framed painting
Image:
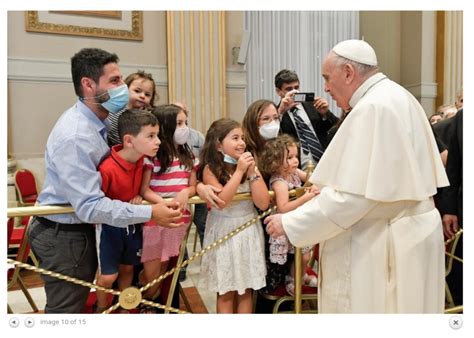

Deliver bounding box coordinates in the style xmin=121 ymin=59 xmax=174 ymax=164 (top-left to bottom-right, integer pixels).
xmin=25 ymin=11 xmax=143 ymax=41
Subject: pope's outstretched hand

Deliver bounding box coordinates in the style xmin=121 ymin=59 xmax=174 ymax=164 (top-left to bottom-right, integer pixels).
xmin=264 ymin=213 xmax=285 ymax=238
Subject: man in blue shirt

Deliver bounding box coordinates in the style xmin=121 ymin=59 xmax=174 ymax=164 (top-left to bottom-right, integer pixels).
xmin=28 ymin=48 xmax=183 ymax=313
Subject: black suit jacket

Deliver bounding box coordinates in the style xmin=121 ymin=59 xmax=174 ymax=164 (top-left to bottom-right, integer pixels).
xmin=438 ymin=109 xmax=463 ymax=224
xmin=279 ymin=101 xmax=339 ymax=150
xmin=432 ymin=117 xmax=455 ymax=147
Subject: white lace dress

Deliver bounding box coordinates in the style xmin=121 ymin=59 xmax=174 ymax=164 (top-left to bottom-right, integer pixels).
xmin=199 ymin=181 xmax=266 ymax=295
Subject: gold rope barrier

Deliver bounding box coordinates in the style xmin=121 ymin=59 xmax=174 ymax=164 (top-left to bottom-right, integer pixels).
xmin=444 ymin=229 xmax=463 ymax=264
xmin=138 ymin=206 xmax=277 ymax=295
xmin=11 ymin=187 xmax=457 ymax=314
xmin=7 ymin=258 xmax=186 ymax=314
xmin=444 ymin=305 xmax=463 ymax=314
xmin=444 ymin=229 xmax=463 ymax=246
xmin=7 ymin=201 xmax=279 ymax=314
xmin=7 ymin=164 xmax=315 ymax=314
xmin=7 ymin=205 xmax=277 ymax=314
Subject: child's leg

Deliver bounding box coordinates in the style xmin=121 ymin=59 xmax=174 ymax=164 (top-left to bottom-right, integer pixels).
xmin=117 ymin=264 xmax=134 ymax=291
xmin=302 ymin=250 xmax=311 ymax=271
xmin=302 ymin=250 xmax=317 ymax=286
xmin=290 ymin=250 xmax=311 ymax=281
xmin=217 ymin=291 xmax=235 ymax=314
xmin=286 ymin=258 xmax=296 ymax=296
xmin=120 ymin=224 xmax=142 ymax=290
xmin=290 ymin=260 xmax=296 ymax=279
xmin=236 ymin=289 xmax=253 ymax=314
xmin=95 ymin=224 xmax=122 ymax=310
xmin=142 ymin=258 xmax=162 ymax=300
xmin=96 ymin=273 xmax=119 ymax=308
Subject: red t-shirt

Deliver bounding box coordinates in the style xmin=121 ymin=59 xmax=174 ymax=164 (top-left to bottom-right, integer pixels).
xmin=98 ymin=144 xmax=145 ymax=202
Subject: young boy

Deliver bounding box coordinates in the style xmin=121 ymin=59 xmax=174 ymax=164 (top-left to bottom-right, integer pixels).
xmin=94 ymin=109 xmax=160 ymax=313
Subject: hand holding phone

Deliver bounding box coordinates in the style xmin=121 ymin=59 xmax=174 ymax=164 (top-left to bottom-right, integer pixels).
xmin=293 ymin=92 xmax=315 ymax=102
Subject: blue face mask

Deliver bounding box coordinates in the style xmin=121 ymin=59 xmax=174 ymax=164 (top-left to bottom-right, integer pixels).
xmin=222 ymin=152 xmax=238 ymax=165
xmin=81 ymin=83 xmax=129 ymax=114
xmin=100 ymin=84 xmax=129 ymax=114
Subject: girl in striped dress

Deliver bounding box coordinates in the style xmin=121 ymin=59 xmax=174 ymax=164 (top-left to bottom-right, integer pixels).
xmin=139 ymin=104 xmax=197 ymax=307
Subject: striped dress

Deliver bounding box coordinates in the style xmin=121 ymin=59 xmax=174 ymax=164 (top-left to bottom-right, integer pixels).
xmin=141 ymin=156 xmax=198 ymax=262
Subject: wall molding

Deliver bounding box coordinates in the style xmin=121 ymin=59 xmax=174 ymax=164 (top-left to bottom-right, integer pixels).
xmin=8 ymin=56 xmax=169 ymax=86
xmin=8 ymin=57 xmax=246 ymax=89
xmin=404 ymin=82 xmax=438 ymax=99
xmin=226 ymin=69 xmax=246 ymax=89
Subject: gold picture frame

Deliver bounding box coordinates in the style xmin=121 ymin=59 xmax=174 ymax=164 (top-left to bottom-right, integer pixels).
xmin=25 ymin=11 xmax=143 ymax=41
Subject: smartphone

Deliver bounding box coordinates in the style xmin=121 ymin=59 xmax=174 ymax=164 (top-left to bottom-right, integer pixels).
xmin=293 ymin=92 xmax=315 ymax=102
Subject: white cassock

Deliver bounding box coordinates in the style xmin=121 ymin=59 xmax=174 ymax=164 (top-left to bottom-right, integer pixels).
xmin=283 ymin=72 xmax=449 ymax=313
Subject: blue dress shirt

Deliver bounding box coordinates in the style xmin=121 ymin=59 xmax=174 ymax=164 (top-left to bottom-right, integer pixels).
xmin=38 ymin=100 xmax=151 ymax=226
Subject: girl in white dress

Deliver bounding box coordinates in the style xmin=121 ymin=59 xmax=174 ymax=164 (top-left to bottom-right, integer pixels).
xmin=199 ymin=118 xmax=270 ymax=313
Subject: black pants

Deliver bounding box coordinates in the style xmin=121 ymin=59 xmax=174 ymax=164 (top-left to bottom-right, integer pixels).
xmin=193 ymin=203 xmax=208 ymax=246
xmin=28 ymin=217 xmax=97 ymax=313
xmin=447 ymin=233 xmax=463 ymax=306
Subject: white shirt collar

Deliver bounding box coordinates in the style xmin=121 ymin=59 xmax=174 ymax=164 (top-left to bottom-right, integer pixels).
xmin=349 ymin=72 xmax=387 ymax=109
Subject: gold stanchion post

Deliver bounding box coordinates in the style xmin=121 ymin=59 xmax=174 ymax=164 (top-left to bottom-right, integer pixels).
xmin=294 ymin=160 xmax=315 ymax=313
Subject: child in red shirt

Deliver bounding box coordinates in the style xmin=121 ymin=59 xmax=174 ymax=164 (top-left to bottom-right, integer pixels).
xmin=94 ymin=110 xmax=160 ymax=313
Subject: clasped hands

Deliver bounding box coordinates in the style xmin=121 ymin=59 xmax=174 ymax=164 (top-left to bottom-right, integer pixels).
xmin=146 ymin=182 xmax=225 ymax=228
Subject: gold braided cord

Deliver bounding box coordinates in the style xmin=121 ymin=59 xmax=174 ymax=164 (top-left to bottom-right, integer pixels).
xmin=102 ymin=298 xmax=188 ymax=315
xmin=445 ymin=252 xmax=463 ymax=264
xmin=444 ymin=228 xmax=463 ymax=264
xmin=7 ymin=258 xmax=119 ymax=296
xmin=7 ymin=258 xmax=191 ymax=314
xmin=8 ymin=205 xmax=276 ymax=314
xmin=103 ymin=302 xmax=122 ymax=314
xmin=7 ymin=167 xmax=312 ymax=314
xmin=444 ymin=228 xmax=463 ymax=245
xmin=444 ymin=305 xmax=463 ymax=314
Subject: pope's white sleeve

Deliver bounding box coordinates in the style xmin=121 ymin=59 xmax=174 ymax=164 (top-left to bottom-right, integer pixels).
xmin=282 ymin=187 xmax=378 ymax=247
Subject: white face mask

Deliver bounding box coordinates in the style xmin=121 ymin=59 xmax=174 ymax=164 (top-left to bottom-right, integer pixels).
xmin=259 ymin=120 xmax=280 ymax=140
xmin=173 ymin=126 xmax=190 ymax=145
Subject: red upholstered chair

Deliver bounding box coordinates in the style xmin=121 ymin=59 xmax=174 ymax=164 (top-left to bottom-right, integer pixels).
xmin=14 ymin=169 xmax=38 ymax=206
xmin=7 ymin=217 xmax=14 ymax=244
xmin=8 ymin=216 xmax=30 ymax=247
xmin=7 ymin=216 xmax=39 ymax=313
xmin=8 ymin=216 xmax=39 ymax=266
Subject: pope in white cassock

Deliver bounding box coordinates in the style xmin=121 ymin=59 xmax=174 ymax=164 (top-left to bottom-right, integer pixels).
xmin=264 ymin=39 xmax=449 ymax=313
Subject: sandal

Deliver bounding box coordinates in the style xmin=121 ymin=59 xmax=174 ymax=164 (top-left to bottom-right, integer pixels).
xmin=303 ymin=273 xmax=318 ymax=287
xmin=285 ymin=276 xmax=295 ymax=296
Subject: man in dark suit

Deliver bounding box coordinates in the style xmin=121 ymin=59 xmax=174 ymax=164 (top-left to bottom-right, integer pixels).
xmin=438 ymin=109 xmax=463 ymax=306
xmin=275 ymin=69 xmax=339 ymax=170
xmin=433 ymin=114 xmax=455 ymax=147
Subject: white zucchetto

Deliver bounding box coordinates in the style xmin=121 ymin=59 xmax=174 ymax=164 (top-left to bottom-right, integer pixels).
xmin=332 ymin=39 xmax=378 ymax=66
